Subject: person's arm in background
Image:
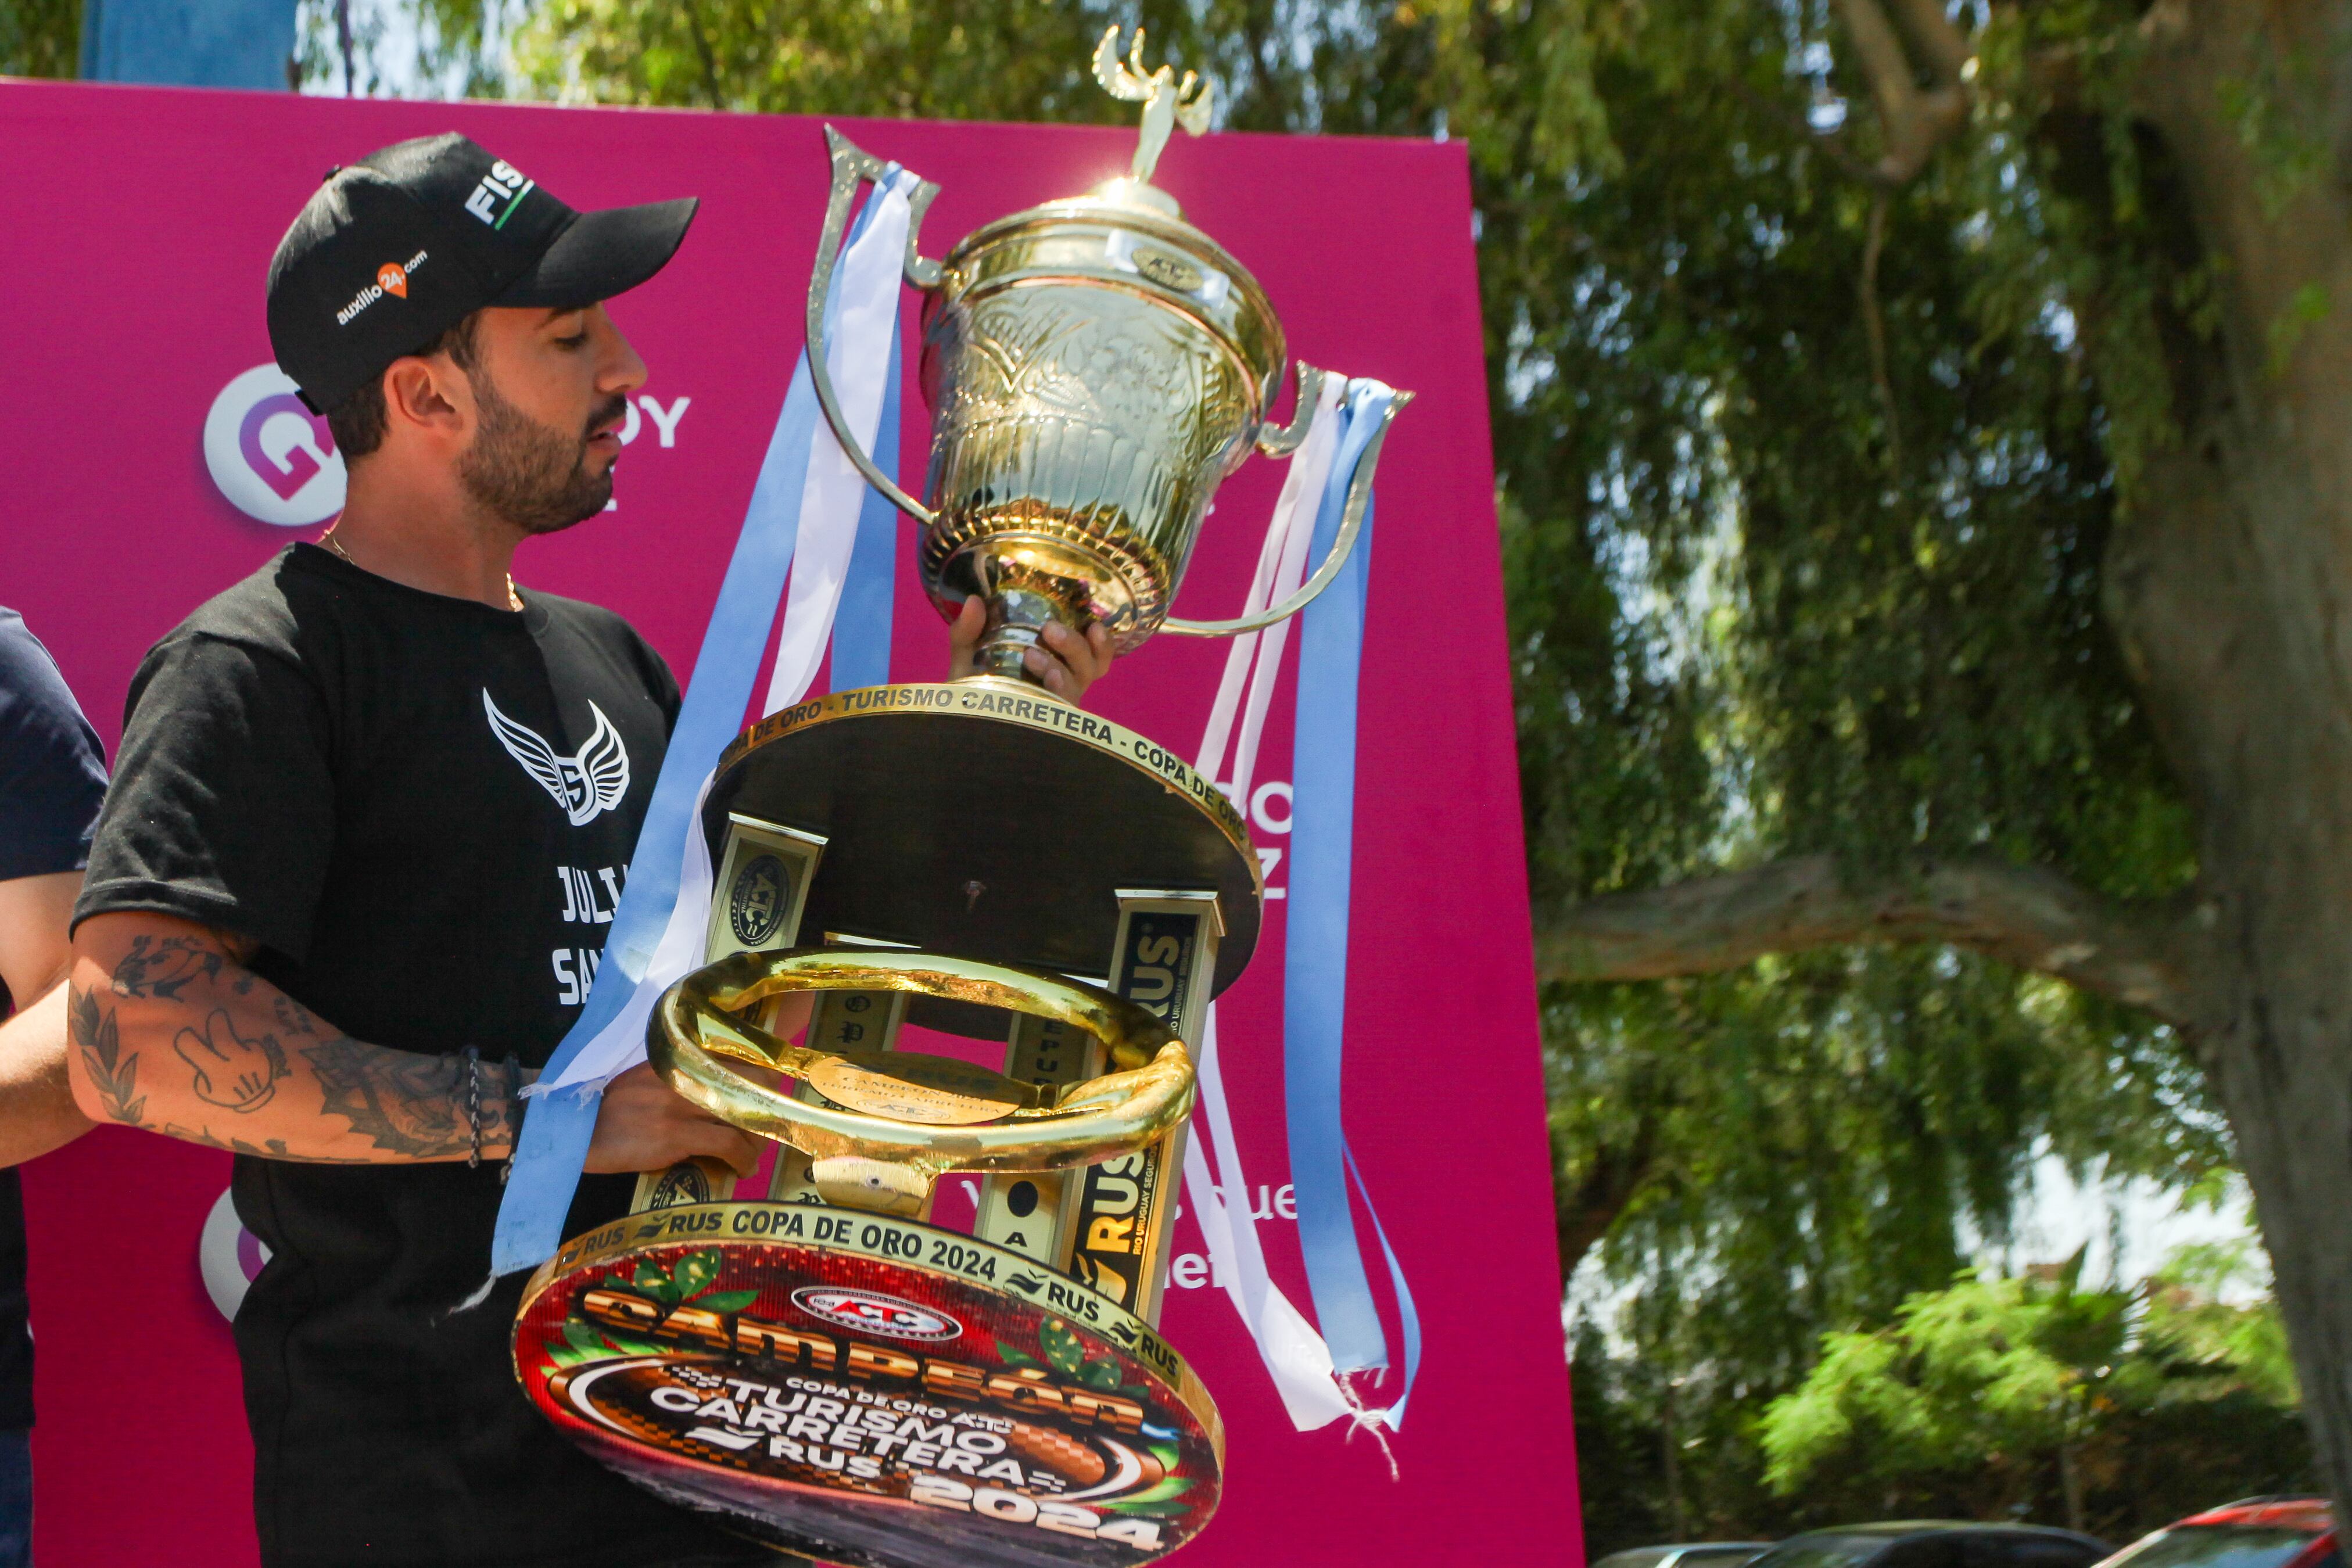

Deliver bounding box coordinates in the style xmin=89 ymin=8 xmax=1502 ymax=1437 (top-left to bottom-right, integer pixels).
xmin=0 ymin=608 xmax=109 ymax=1168
xmin=0 ymin=874 xmax=92 ymax=1167
xmin=69 ymin=910 xmax=755 ymax=1174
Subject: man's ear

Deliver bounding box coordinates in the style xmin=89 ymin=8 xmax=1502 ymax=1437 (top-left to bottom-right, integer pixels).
xmin=382 ymin=354 xmax=471 ymax=447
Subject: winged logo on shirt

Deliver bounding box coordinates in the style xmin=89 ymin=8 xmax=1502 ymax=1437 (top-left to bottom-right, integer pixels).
xmin=482 ymin=689 xmax=632 ymax=826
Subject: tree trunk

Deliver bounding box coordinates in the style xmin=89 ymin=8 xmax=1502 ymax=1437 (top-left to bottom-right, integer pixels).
xmin=2059 ymin=1438 xmax=2084 ymax=1535
xmin=1525 ymin=2 xmax=2352 ymax=1526
xmin=2100 ymin=2 xmax=2352 ymax=1527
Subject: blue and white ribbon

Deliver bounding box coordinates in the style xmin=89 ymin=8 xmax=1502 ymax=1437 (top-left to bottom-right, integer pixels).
xmin=1184 ymin=380 xmax=1420 ymax=1435
xmin=490 ymin=169 xmax=917 ymax=1278
xmin=1285 ymin=382 xmax=1420 ymax=1426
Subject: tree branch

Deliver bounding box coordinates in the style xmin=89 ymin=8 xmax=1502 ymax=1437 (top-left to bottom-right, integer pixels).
xmin=1555 ymin=1108 xmax=1663 ymax=1281
xmin=1884 ymin=0 xmax=1973 ymax=87
xmin=680 ymin=0 xmax=725 ymax=110
xmin=1731 ymin=76 xmax=1892 ymax=188
xmin=1862 ymin=193 xmax=1902 ymax=465
xmin=1533 ymin=853 xmax=2195 ymax=1028
xmin=1831 ymin=0 xmax=1971 ymax=185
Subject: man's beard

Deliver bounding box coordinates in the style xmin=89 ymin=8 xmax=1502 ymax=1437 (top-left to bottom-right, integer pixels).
xmin=456 ymin=368 xmax=628 ymax=536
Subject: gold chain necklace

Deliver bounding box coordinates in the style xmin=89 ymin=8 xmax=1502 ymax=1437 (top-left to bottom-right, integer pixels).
xmin=320 ymin=529 xmax=522 ymax=612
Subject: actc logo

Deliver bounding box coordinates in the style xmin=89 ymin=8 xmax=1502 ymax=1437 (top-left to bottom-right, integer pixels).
xmin=204 ymin=363 xmax=345 ymax=526
xmin=791 ymin=1286 xmax=963 ymax=1343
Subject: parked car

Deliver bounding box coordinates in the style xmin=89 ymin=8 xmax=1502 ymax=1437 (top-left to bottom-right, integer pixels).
xmin=1595 ymin=1544 xmax=1776 ymax=1568
xmin=1742 ymin=1522 xmax=2113 ymax=1568
xmin=2095 ymin=1498 xmax=2339 ymax=1568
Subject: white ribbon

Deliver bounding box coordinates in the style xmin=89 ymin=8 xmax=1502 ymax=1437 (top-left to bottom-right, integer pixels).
xmin=537 ymin=171 xmax=916 ymax=1096
xmin=1181 ymin=375 xmax=1365 ymax=1431
xmin=1195 ymin=376 xmax=1346 ymax=790
xmin=1182 ymin=1014 xmax=1354 ymax=1429
xmin=764 ymin=169 xmax=920 ymax=716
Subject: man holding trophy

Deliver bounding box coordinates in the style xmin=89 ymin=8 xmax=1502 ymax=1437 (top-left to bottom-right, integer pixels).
xmin=58 ymin=19 xmax=1400 ymax=1563
xmin=62 ymin=132 xmax=1107 ymax=1567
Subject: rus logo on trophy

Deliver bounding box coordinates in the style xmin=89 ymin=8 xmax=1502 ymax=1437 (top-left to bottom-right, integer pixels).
xmin=511 ymin=30 xmax=1408 ymax=1567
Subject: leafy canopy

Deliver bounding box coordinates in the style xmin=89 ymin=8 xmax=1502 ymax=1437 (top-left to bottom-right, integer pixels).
xmin=1763 ymin=1244 xmax=2299 ymax=1513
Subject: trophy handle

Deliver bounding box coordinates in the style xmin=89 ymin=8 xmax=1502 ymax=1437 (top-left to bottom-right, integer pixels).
xmin=1160 ymin=381 xmax=1414 ymax=637
xmin=1253 ymin=360 xmax=1329 ymax=457
xmin=806 ymin=125 xmax=941 ymax=525
xmin=651 ymin=948 xmax=1196 ymax=1218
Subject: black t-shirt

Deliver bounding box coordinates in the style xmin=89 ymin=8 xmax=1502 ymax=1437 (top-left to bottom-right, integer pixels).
xmin=0 ymin=607 xmax=110 ymax=1432
xmin=76 ymin=547 xmax=766 ymax=1568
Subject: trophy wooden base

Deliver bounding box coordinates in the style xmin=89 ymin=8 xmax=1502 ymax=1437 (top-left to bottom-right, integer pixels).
xmin=515 ymin=1205 xmax=1222 ymax=1568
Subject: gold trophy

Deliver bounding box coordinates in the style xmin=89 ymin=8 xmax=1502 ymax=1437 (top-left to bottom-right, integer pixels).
xmin=511 ymin=30 xmax=1408 ymax=1567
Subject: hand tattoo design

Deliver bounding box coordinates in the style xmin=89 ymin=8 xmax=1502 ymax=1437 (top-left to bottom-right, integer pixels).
xmin=70 ymin=986 xmax=144 ymax=1124
xmin=109 ymin=935 xmax=224 ymax=1000
xmin=174 ymin=1009 xmax=291 ymax=1113
xmin=302 ymin=1038 xmax=470 ymax=1158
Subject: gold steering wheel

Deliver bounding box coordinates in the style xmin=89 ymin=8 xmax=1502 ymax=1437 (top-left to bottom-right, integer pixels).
xmin=650 ymin=948 xmax=1195 ymax=1214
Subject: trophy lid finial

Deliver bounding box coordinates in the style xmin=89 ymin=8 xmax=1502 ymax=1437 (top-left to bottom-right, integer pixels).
xmin=1092 ymin=26 xmax=1213 ymax=189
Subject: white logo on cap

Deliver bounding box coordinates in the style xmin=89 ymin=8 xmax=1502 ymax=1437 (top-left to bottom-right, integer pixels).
xmin=465 ymin=159 xmax=535 ymax=227
xmin=334 ymin=248 xmax=428 ymax=328
xmin=203 ymin=364 xmax=346 ymax=528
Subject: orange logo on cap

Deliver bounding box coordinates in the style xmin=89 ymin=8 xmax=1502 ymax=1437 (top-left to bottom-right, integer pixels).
xmin=377 ymin=263 xmax=408 ymax=298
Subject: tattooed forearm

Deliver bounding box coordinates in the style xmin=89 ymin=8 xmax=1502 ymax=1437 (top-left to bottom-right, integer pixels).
xmin=69 ymin=985 xmax=144 ymax=1124
xmin=163 ymin=1122 xmax=368 ymax=1164
xmin=271 ymin=995 xmax=317 ymax=1037
xmin=300 ymin=1038 xmax=519 ymax=1158
xmin=109 ymin=934 xmax=223 ymax=1000
xmin=76 ymin=914 xmax=524 ymax=1164
xmin=174 ymin=1009 xmax=291 ymax=1112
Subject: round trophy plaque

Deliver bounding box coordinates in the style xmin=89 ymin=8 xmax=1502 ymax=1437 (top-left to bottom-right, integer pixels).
xmin=515 ymin=1204 xmax=1223 ymax=1567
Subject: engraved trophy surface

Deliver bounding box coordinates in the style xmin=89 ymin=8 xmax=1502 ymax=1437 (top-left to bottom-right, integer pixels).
xmin=803 ymin=26 xmax=1401 ymax=676
xmin=512 ymin=30 xmax=1410 ymax=1568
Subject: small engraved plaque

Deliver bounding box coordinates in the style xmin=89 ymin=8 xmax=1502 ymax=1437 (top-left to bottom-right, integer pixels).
xmin=805 ymin=1053 xmax=1025 ymax=1125
xmin=1133 ymin=246 xmax=1204 ymax=292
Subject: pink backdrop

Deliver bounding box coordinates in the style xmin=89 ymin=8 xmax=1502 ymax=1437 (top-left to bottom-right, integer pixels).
xmin=0 ymin=79 xmax=1577 ymax=1565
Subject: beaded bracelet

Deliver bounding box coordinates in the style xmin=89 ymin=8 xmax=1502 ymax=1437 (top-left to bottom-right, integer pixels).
xmin=464 ymin=1045 xmax=483 ymax=1168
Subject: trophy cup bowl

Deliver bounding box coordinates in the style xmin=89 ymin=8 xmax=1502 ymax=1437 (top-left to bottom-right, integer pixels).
xmin=805 ymin=127 xmax=1408 ymax=679
xmin=515 ymin=35 xmax=1412 ymax=1567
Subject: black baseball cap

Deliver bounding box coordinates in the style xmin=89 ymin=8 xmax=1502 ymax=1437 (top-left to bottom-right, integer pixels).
xmin=267 ymin=132 xmax=697 ymax=412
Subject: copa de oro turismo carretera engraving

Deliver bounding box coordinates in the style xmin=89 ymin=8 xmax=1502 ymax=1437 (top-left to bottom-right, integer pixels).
xmin=722 ymin=681 xmax=1252 ymax=850
xmin=518 ymin=1207 xmax=1219 ymax=1563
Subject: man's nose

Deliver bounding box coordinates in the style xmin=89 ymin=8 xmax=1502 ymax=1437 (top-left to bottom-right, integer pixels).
xmin=591 ymin=304 xmax=650 ymax=396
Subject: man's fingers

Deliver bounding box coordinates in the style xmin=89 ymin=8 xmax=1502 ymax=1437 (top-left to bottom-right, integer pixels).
xmin=949 ymin=597 xmax=985 ymax=651
xmin=689 ymin=1120 xmax=763 ymax=1178
xmin=1024 ymin=644 xmax=1073 ymax=695
xmin=1038 ymin=621 xmax=1084 ymax=672
xmin=1033 ymin=621 xmax=1112 ymax=698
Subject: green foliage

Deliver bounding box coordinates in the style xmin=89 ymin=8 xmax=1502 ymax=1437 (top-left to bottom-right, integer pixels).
xmin=1754 ymin=1247 xmax=2303 ymax=1532
xmin=1760 ymin=1251 xmax=2128 ymax=1497
xmin=2137 ymin=1241 xmax=2300 ymax=1409
xmin=0 ymin=0 xmax=78 ymax=78
xmin=292 ymin=0 xmax=518 ymax=97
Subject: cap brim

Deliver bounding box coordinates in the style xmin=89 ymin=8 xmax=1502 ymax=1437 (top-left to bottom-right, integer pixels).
xmin=492 ymin=196 xmax=698 ymax=310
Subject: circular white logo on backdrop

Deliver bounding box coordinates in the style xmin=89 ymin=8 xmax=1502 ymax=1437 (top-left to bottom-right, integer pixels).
xmin=790 ymin=1287 xmax=962 ymax=1343
xmin=203 ymin=363 xmax=346 ymax=526
xmin=199 ymin=1186 xmax=272 ymax=1321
